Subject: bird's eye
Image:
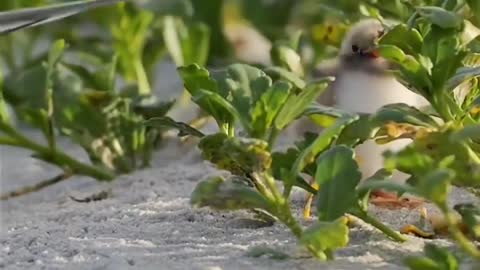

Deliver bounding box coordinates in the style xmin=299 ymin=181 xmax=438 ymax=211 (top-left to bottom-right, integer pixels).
xmin=352 ymin=45 xmax=359 ymax=53
xmin=378 ymin=30 xmax=385 ymax=37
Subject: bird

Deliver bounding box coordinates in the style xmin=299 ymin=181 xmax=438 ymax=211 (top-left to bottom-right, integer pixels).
xmin=301 ymin=19 xmax=429 ymax=215
xmin=0 ymin=0 xmax=125 ymax=35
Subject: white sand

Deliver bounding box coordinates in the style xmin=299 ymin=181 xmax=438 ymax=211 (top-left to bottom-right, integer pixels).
xmin=1 ymin=63 xmax=479 ymax=270
xmin=2 ymin=133 xmax=479 ymax=270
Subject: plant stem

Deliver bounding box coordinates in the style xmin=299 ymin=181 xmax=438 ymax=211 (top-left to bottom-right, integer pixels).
xmin=0 ymin=122 xmax=114 ymax=181
xmin=267 ymin=128 xmax=279 ymax=150
xmin=0 ymin=173 xmax=72 ymax=200
xmin=134 ymin=57 xmax=151 ymax=96
xmin=278 ymin=202 xmax=303 ymax=238
xmin=353 ymin=209 xmax=407 ymax=242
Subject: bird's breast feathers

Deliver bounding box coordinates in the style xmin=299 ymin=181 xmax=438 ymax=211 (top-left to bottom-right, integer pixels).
xmin=334 ymin=70 xmax=428 ymax=114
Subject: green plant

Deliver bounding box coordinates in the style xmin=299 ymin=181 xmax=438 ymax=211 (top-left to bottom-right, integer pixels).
xmin=0 ymin=38 xmax=174 ymax=200
xmin=145 ymin=56 xmax=409 ymax=259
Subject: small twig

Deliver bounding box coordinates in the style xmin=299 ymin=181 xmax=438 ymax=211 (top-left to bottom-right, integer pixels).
xmin=69 ymin=190 xmax=110 ymax=203
xmin=0 ymin=173 xmax=72 ymax=200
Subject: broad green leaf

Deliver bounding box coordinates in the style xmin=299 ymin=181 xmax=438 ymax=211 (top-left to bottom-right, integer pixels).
xmin=446 ymin=67 xmax=480 ymax=91
xmin=300 ymin=217 xmax=349 ymax=260
xmin=287 ymin=115 xmax=358 ymax=195
xmin=219 ymin=64 xmax=272 ymax=117
xmin=406 ymin=244 xmax=459 ymax=270
xmin=271 ymin=148 xmax=318 ymax=194
xmin=303 ymin=103 xmax=354 ymax=128
xmin=144 ymin=116 xmax=205 ymax=138
xmin=357 ymin=180 xmax=416 ymax=196
xmin=264 ymin=66 xmax=306 ymax=89
xmin=194 ymin=89 xmax=245 ymax=129
xmin=467 ymin=0 xmax=480 ymax=25
xmin=190 ymin=176 xmax=273 ymax=211
xmin=336 ymin=114 xmax=374 ymax=147
xmin=372 ymin=103 xmax=438 ymax=127
xmin=417 ymin=7 xmax=463 ymax=29
xmin=450 ymin=124 xmax=480 ymax=141
xmin=275 ymin=78 xmax=333 ymax=130
xmin=417 ymin=169 xmax=453 ymax=206
xmin=454 ymin=203 xmax=480 ymax=238
xmin=198 ymin=133 xmax=271 ymax=175
xmin=377 ymin=45 xmax=407 ymax=62
xmin=178 ymin=64 xmax=218 ymax=95
xmin=251 ymin=81 xmax=291 ymax=138
xmin=270 ymin=43 xmax=304 ymax=77
xmin=178 ymin=64 xmax=234 ymax=128
xmin=315 ymin=146 xmax=361 ymax=221
xmin=132 ymin=96 xmax=175 ymax=120
xmin=376 ymin=45 xmax=432 ymax=95
xmin=163 ymin=16 xmax=210 ymax=67
xmin=379 ymin=24 xmax=423 ymax=55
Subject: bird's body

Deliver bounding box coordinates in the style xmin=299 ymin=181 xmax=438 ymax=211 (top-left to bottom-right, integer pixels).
xmin=334 ymin=65 xmax=427 ymax=181
xmin=299 ymin=19 xmax=429 ymax=208
xmin=0 ymin=0 xmax=123 ymax=35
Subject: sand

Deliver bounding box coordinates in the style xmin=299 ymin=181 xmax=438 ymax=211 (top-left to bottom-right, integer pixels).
xmin=1 ymin=63 xmax=480 ymax=270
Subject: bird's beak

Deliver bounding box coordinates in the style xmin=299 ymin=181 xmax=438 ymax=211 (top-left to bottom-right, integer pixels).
xmin=363 ymin=45 xmax=380 ymax=58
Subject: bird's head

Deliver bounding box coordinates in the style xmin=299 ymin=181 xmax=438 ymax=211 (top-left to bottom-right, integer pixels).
xmin=339 ymin=19 xmax=385 ymax=59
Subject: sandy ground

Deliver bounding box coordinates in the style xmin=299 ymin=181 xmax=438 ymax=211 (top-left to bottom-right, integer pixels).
xmin=1 ymin=63 xmax=480 ymax=270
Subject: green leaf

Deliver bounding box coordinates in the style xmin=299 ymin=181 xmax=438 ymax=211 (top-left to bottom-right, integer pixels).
xmin=379 ymin=25 xmax=423 ymax=55
xmin=219 ymin=64 xmax=272 ymax=117
xmin=271 ymin=148 xmax=317 ymax=194
xmin=163 ymin=16 xmax=210 ymax=67
xmin=373 ymin=103 xmax=438 ymax=127
xmin=405 ymin=243 xmax=459 ymax=270
xmin=287 ymin=115 xmax=358 ymax=195
xmin=315 ymin=146 xmax=361 ymax=221
xmin=178 ymin=64 xmax=234 ymax=128
xmin=336 ymin=114 xmax=374 ymax=147
xmin=303 ymin=103 xmax=354 ymax=128
xmin=270 ymin=43 xmax=304 ymax=77
xmin=377 ymin=45 xmax=407 ymax=62
xmin=190 ymin=176 xmax=273 ymax=211
xmin=251 ymin=81 xmax=291 ymax=138
xmin=417 ymin=169 xmax=453 ymax=206
xmin=264 ymin=66 xmax=306 ymax=89
xmin=194 ymin=89 xmax=244 ymax=129
xmin=450 ymin=124 xmax=480 ymax=141
xmin=446 ymin=67 xmax=480 ymax=91
xmin=0 ymin=70 xmax=9 ymax=124
xmin=144 ymin=116 xmax=205 ymax=138
xmin=405 ymin=257 xmax=446 ymax=270
xmin=275 ymin=78 xmax=333 ymax=130
xmin=300 ymin=217 xmax=349 ymax=260
xmin=417 ymin=7 xmax=463 ymax=29
xmin=198 ymin=133 xmax=271 ymax=175
xmin=467 ymin=0 xmax=480 ymax=24
xmin=454 ymin=203 xmax=480 ymax=238
xmin=133 ymin=96 xmax=175 ymax=120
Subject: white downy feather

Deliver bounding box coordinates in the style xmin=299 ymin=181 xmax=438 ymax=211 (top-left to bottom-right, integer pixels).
xmin=335 ymin=70 xmax=429 ymax=182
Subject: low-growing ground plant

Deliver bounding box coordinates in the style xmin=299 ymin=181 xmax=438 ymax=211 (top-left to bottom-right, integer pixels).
xmin=146 ymin=52 xmax=409 ymax=259
xmin=0 ymin=39 xmax=175 ymax=199
xmin=145 ymin=1 xmax=480 ymax=265
xmin=0 ymin=1 xmax=212 ymax=199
